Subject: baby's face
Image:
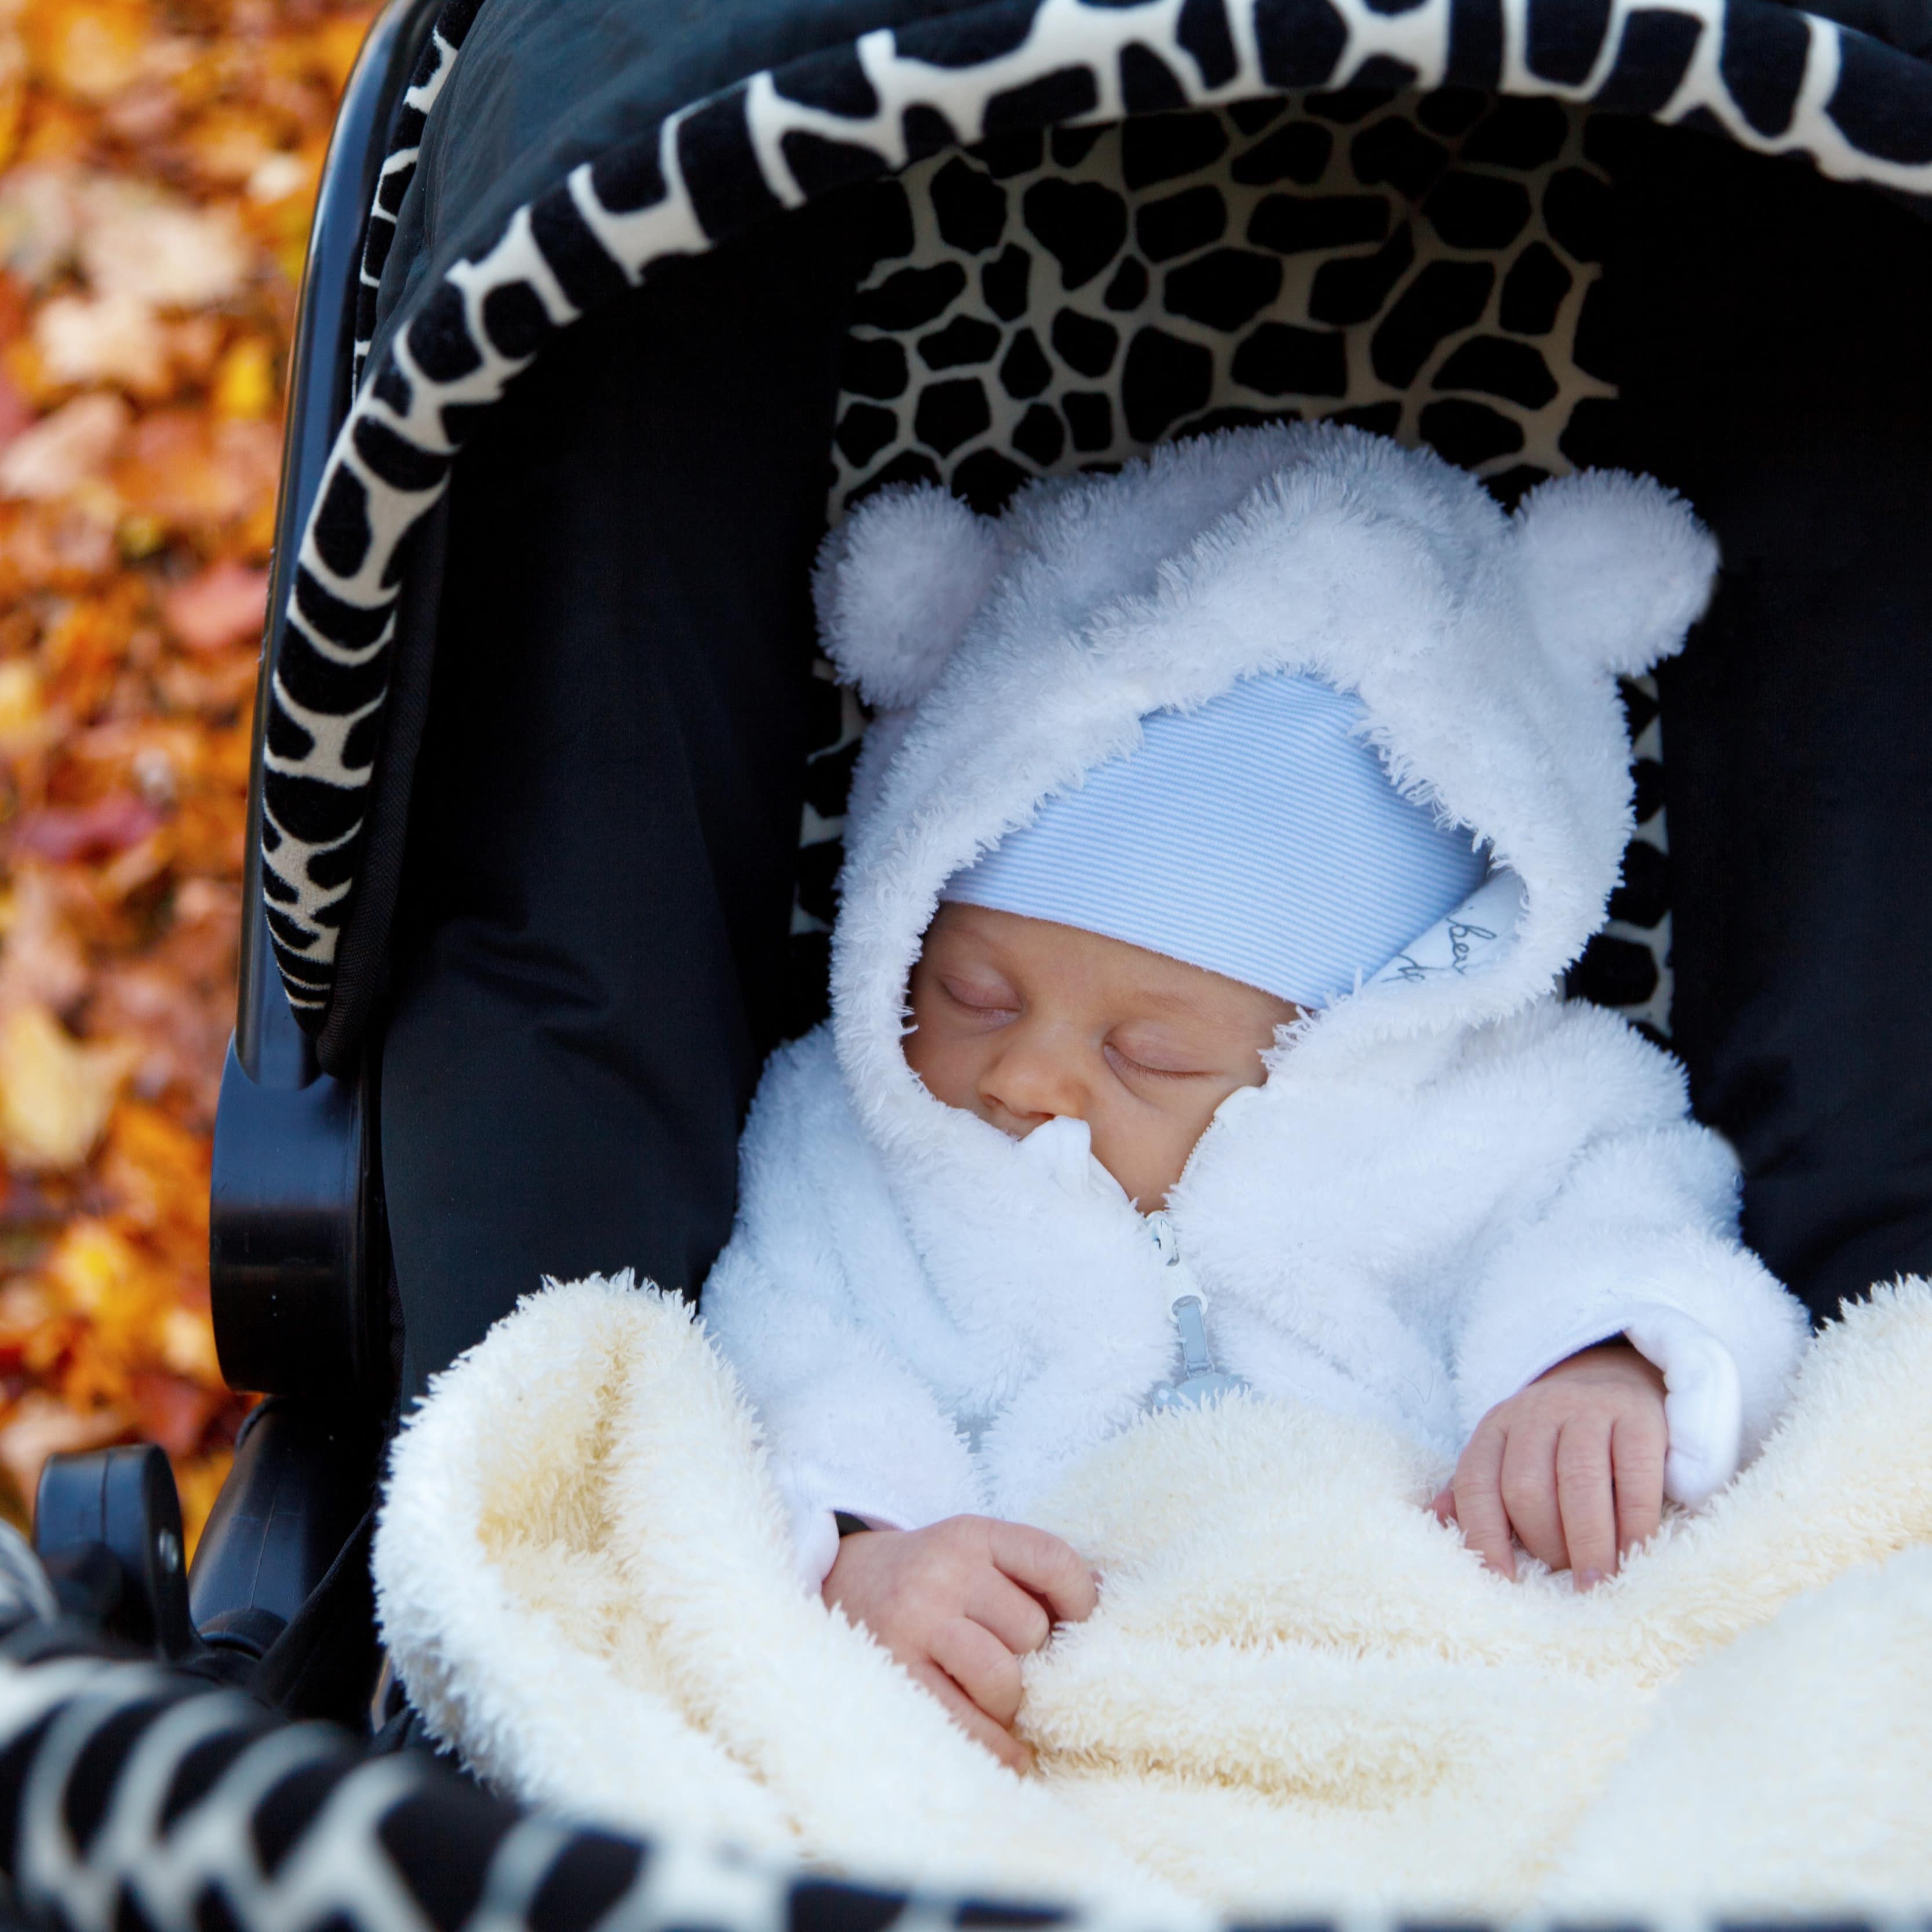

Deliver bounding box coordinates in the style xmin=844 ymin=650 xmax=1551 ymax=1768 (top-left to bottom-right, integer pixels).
xmin=904 ymin=903 xmax=1300 ymax=1209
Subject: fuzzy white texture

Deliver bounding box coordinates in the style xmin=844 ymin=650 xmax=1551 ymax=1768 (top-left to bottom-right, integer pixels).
xmin=1512 ymin=467 xmax=1720 ymax=678
xmin=712 ymin=427 xmax=1804 ymax=1573
xmin=814 ymin=483 xmax=1004 ymax=710
xmin=374 ymin=1276 xmax=1932 ymax=1919
xmin=375 ymin=1275 xmax=1205 ymax=1921
xmin=704 ymin=1002 xmax=1807 ymax=1581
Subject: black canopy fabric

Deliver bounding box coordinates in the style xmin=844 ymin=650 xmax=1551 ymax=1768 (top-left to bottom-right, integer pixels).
xmin=1601 ymin=118 xmax=1932 ymax=1319
xmin=379 ymin=208 xmax=864 ymax=1399
xmin=262 ymin=0 xmax=1932 ymax=1065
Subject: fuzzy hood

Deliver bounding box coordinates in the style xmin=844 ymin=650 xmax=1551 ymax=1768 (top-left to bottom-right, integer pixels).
xmin=819 ymin=424 xmax=1717 ymax=1176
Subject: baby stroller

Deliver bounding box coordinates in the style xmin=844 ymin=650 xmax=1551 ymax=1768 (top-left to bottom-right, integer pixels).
xmin=27 ymin=0 xmax=1932 ymax=1772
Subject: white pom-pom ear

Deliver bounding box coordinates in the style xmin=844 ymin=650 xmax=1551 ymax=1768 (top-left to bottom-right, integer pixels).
xmin=813 ymin=485 xmax=1002 ymax=710
xmin=1511 ymin=471 xmax=1719 ymax=678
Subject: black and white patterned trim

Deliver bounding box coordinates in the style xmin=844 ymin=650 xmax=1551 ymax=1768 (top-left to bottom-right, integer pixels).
xmin=2 ymin=1639 xmax=1275 ymax=1932
xmin=351 ymin=0 xmax=484 ymax=392
xmin=263 ymin=0 xmax=1932 ymax=1039
xmin=0 ymin=1644 xmax=1082 ymax=1932
xmin=0 ymin=1636 xmax=1918 ymax=1932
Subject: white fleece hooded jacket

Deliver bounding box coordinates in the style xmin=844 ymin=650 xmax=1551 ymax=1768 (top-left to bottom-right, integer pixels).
xmin=700 ymin=425 xmax=1810 ymax=1589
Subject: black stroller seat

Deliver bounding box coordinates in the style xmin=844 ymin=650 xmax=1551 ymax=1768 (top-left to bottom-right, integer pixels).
xmin=33 ymin=0 xmax=1932 ymax=1760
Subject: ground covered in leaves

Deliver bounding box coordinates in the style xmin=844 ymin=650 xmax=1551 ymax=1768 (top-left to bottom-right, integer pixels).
xmin=0 ymin=0 xmax=370 ymax=1544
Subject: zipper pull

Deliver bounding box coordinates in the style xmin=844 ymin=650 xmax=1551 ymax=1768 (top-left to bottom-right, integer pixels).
xmin=1171 ymin=1296 xmax=1216 ymax=1380
xmin=1146 ymin=1212 xmax=1249 ymax=1411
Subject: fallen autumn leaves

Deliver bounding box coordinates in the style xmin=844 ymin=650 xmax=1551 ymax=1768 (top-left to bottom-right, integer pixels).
xmin=0 ymin=0 xmax=372 ymax=1545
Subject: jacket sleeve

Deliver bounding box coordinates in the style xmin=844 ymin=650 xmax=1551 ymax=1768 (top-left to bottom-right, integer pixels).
xmin=702 ymin=1243 xmax=982 ymax=1588
xmin=1451 ymin=1025 xmax=1810 ymax=1504
xmin=697 ymin=1031 xmax=982 ymax=1588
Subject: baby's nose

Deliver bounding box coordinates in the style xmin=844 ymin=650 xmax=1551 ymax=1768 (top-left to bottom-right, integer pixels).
xmin=980 ymin=1037 xmax=1085 ymax=1125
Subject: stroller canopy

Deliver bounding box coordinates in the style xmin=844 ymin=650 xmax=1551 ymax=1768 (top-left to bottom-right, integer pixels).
xmin=264 ymin=0 xmax=1932 ymax=1057
xmin=225 ymin=0 xmax=1932 ymax=1374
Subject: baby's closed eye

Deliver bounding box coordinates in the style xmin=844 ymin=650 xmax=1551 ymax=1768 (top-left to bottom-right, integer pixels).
xmin=939 ymin=974 xmax=1018 ymax=1018
xmin=1104 ymin=1035 xmax=1211 ymax=1080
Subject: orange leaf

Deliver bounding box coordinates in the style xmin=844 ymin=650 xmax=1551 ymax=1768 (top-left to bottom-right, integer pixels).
xmin=19 ymin=0 xmax=152 ymax=105
xmin=114 ymin=409 xmax=279 ymax=534
xmin=0 ymin=0 xmax=356 ymax=1536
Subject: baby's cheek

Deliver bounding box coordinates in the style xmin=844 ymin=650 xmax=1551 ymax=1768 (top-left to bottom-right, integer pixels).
xmin=1100 ymin=1105 xmax=1208 ymax=1207
xmin=904 ymin=1029 xmax=981 ymax=1119
xmin=1163 ymin=1082 xmax=1243 ymax=1183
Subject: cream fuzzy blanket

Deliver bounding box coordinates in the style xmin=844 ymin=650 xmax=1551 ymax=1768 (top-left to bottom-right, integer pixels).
xmin=374 ymin=1277 xmax=1932 ymax=1923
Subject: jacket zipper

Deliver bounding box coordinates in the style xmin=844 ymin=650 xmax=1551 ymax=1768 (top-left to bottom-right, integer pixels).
xmin=1145 ymin=1210 xmax=1249 ymax=1410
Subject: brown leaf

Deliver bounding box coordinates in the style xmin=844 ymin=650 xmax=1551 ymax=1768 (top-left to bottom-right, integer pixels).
xmin=160 ymin=556 xmax=265 ymax=652
xmin=89 ymin=951 xmax=230 ymax=1122
xmin=0 ymin=1389 xmax=126 ymax=1513
xmin=13 ymin=791 xmax=162 ymax=862
xmin=0 ymin=496 xmax=117 ymax=590
xmin=0 ymin=275 xmax=28 ymax=352
xmin=128 ymin=1369 xmax=217 ymax=1456
xmin=0 ymin=366 xmax=33 ymax=448
xmin=0 ymin=31 xmax=26 ymax=177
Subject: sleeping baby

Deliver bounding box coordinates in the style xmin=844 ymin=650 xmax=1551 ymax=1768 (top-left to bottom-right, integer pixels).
xmin=701 ymin=424 xmax=1809 ymax=1771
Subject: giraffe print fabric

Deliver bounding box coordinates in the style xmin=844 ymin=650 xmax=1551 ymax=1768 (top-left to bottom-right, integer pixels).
xmin=798 ymin=93 xmax=1671 ymax=1035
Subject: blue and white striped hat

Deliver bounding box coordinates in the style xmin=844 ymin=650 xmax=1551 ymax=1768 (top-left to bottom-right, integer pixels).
xmin=940 ymin=672 xmax=1490 ymax=1010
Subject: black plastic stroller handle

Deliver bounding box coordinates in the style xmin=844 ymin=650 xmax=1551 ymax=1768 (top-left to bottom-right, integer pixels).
xmin=211 ymin=0 xmax=443 ymax=1402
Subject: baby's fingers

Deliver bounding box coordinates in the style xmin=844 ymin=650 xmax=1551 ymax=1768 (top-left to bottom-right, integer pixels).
xmin=966 ymin=1571 xmax=1053 ymax=1657
xmin=989 ymin=1521 xmax=1098 ymax=1625
xmin=1450 ymin=1420 xmax=1515 ymax=1579
xmin=1500 ymin=1422 xmax=1567 ymax=1570
xmin=1556 ymin=1421 xmax=1618 ymax=1587
xmin=1611 ymin=1411 xmax=1667 ymax=1557
xmin=911 ymin=1660 xmax=1031 ymax=1773
xmin=930 ymin=1615 xmax=1024 ymax=1727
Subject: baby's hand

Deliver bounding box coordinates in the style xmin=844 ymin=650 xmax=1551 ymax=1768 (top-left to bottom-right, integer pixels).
xmin=823 ymin=1515 xmax=1097 ymax=1770
xmin=1433 ymin=1340 xmax=1667 ymax=1587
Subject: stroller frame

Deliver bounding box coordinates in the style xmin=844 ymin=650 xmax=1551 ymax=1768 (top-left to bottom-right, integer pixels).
xmin=34 ymin=0 xmax=443 ymax=1680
